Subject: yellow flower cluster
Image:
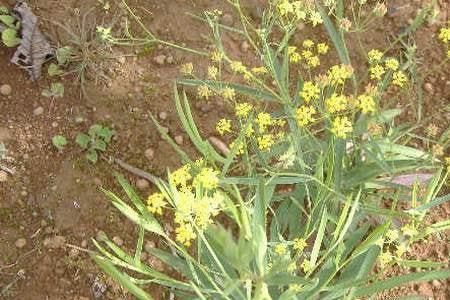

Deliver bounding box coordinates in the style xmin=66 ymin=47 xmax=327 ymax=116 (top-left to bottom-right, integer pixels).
xmin=327 ymin=64 xmax=353 ymax=85
xmin=193 ymin=167 xmax=220 ymax=190
xmin=277 ymin=0 xmax=324 ymax=26
xmin=197 ymin=84 xmax=212 ymax=100
xmin=256 ymin=112 xmax=273 ymax=132
xmin=168 ymin=165 xmax=223 ymax=246
xmin=288 ymin=40 xmax=329 ymax=68
xmin=300 ymin=81 xmax=320 ymax=102
xmin=439 ymin=27 xmax=450 ymax=44
xmin=207 ymin=66 xmax=218 ymax=80
xmin=230 ymin=60 xmax=247 ymax=74
xmin=296 ymin=105 xmax=312 ymax=130
xmin=325 ymin=93 xmax=348 ymax=113
xmin=235 ymin=102 xmax=253 ymax=118
xmin=274 ymin=243 xmax=287 ymax=255
xmin=180 ymin=63 xmax=194 ymax=75
xmin=147 ymin=192 xmax=166 ymax=215
xmin=357 ymin=94 xmax=376 ymax=114
xmin=216 ymin=118 xmax=232 ymax=135
xmin=257 ymin=134 xmax=275 ymax=151
xmin=392 ymin=71 xmax=407 ymax=87
xmin=293 ymin=238 xmax=307 ymax=251
xmin=222 ymin=87 xmax=236 ymax=100
xmin=211 ymin=49 xmax=224 ymax=63
xmin=331 ymin=116 xmax=353 ymax=139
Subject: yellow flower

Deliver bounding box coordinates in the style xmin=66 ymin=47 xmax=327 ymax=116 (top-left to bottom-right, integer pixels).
xmin=211 ymin=49 xmax=224 ymax=63
xmin=395 ymin=243 xmax=408 ymax=258
xmin=229 ymin=140 xmax=244 ymax=155
xmin=307 ymin=55 xmax=320 ymax=68
xmin=180 ymin=63 xmax=194 ymax=75
xmin=288 ymin=46 xmax=298 ymax=55
xmin=368 ymin=49 xmax=383 ymax=64
xmin=401 ymin=223 xmax=418 ymax=237
xmin=302 ymin=50 xmax=313 ymax=59
xmin=216 ymin=118 xmax=232 ymax=135
xmin=287 ymin=262 xmax=297 ymax=273
xmin=197 ymin=84 xmax=212 ymax=100
xmin=296 ymin=106 xmax=316 ymax=127
xmin=292 ymin=2 xmax=307 ymax=20
xmin=300 ymin=81 xmax=320 ymax=102
xmin=327 ymin=64 xmax=353 ymax=85
xmin=290 ymin=51 xmax=302 ymax=63
xmin=445 ymin=157 xmax=450 ymax=171
xmin=176 ymin=222 xmax=196 ymax=247
xmin=275 ymin=243 xmax=287 ymax=255
xmin=303 ymin=39 xmax=314 ymax=49
xmin=235 ymin=102 xmax=253 ymax=118
xmin=252 ymin=66 xmax=268 ymax=74
xmin=146 ymin=193 xmax=166 ymax=215
xmin=257 ymin=134 xmax=275 ymax=151
xmin=207 ymin=66 xmax=218 ymax=80
xmin=386 ymin=229 xmax=399 ymax=242
xmin=230 ymin=61 xmax=247 ymax=74
xmin=317 ymin=43 xmax=329 ymax=54
xmin=194 ymin=167 xmax=219 ymax=190
xmin=222 ymin=87 xmax=236 ymax=100
xmin=331 ymin=116 xmax=353 ymax=139
xmin=375 ymin=237 xmax=384 ymax=248
xmin=169 ymin=165 xmax=192 ymax=187
xmin=309 ymin=11 xmax=323 ymax=26
xmin=325 ymin=93 xmax=348 ymax=113
xmin=392 ymin=71 xmax=407 ymax=87
xmin=293 ymin=238 xmax=307 ymax=252
xmin=438 ymin=27 xmax=450 ymax=44
xmin=378 ymin=251 xmax=393 ymax=267
xmin=358 ymin=94 xmax=376 ymax=114
xmin=385 ymin=58 xmax=399 ymax=71
xmin=277 ymin=0 xmax=294 ymax=16
xmin=301 ymin=259 xmax=312 ymax=273
xmin=256 ymin=112 xmax=273 ymax=132
xmin=289 ymin=284 xmax=302 ymax=292
xmin=370 ymin=64 xmax=386 ymax=81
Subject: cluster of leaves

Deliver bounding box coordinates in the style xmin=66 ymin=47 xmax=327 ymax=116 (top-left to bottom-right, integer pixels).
xmin=0 ymin=6 xmax=21 ymax=47
xmin=76 ymin=124 xmax=114 ymax=163
xmin=92 ymin=1 xmax=450 ymax=300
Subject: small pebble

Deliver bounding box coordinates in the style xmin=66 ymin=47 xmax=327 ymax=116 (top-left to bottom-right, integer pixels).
xmin=112 ymin=236 xmax=124 ymax=246
xmin=424 ymin=82 xmax=434 ymax=93
xmin=43 ymin=235 xmax=66 ymax=249
xmin=96 ymin=230 xmax=106 ymax=240
xmin=144 ymin=241 xmax=156 ymax=253
xmin=154 ymin=55 xmax=166 ymax=65
xmin=15 ymin=238 xmax=27 ymax=248
xmin=33 ymin=106 xmax=44 ymax=116
xmin=174 ymin=135 xmax=184 ymax=145
xmin=0 ymin=171 xmax=7 ymax=182
xmin=136 ymin=179 xmax=150 ymax=190
xmin=159 ymin=111 xmax=168 ymax=120
xmin=0 ymin=84 xmax=12 ymax=96
xmin=241 ymin=41 xmax=250 ymax=52
xmin=144 ymin=148 xmax=155 ymax=160
xmin=117 ymin=56 xmax=126 ymax=64
xmin=81 ymin=240 xmax=88 ymax=248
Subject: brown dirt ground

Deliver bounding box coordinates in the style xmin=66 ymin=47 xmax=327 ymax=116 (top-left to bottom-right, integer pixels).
xmin=0 ymin=0 xmax=449 ymax=299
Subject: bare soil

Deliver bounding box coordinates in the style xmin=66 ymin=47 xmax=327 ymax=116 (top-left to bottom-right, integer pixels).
xmin=0 ymin=0 xmax=449 ymax=299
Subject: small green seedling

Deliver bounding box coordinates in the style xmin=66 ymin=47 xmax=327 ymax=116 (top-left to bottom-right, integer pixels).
xmin=42 ymin=82 xmax=64 ymax=98
xmin=48 ymin=63 xmax=64 ymax=76
xmin=76 ymin=124 xmax=114 ymax=163
xmin=0 ymin=7 xmax=21 ymax=47
xmin=52 ymin=135 xmax=68 ymax=151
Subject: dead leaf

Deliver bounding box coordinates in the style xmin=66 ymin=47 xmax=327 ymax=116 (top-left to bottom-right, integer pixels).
xmin=11 ymin=0 xmax=53 ymax=80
